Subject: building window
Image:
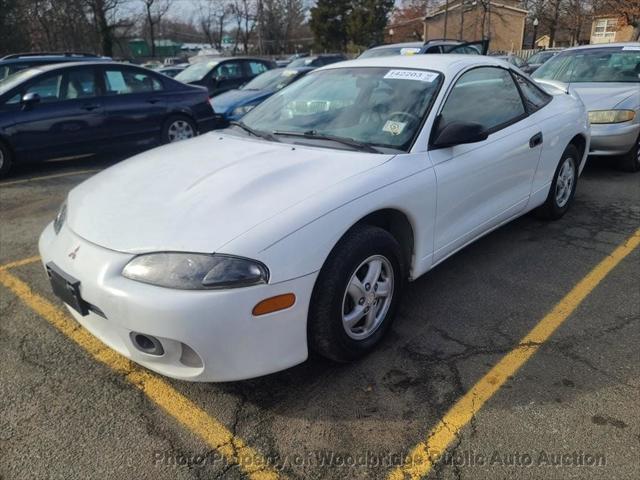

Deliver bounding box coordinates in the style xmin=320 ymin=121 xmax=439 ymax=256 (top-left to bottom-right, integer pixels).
xmin=593 ymin=18 xmax=618 ymax=39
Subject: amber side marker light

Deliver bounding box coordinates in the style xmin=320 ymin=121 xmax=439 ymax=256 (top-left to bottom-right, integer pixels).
xmin=252 ymin=293 xmax=296 ymax=316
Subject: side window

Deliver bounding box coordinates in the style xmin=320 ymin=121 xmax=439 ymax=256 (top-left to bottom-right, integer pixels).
xmin=214 ymin=62 xmax=243 ymax=80
xmin=512 ymin=73 xmax=551 ymax=113
xmin=248 ymin=61 xmax=268 ymax=75
xmin=104 ymin=68 xmax=163 ymax=95
xmin=64 ymin=69 xmax=97 ymax=99
xmin=439 ymin=67 xmax=526 ymax=133
xmin=25 ymin=74 xmax=64 ymax=103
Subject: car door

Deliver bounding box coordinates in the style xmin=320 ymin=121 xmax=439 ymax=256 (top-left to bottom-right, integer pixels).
xmin=429 ymin=66 xmax=543 ymax=263
xmin=211 ymin=61 xmax=245 ymax=96
xmin=9 ymin=66 xmax=106 ymax=161
xmin=99 ymin=65 xmax=167 ymax=147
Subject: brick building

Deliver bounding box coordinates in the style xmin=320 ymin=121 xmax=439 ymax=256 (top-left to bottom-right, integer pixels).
xmin=423 ymin=1 xmax=528 ymax=52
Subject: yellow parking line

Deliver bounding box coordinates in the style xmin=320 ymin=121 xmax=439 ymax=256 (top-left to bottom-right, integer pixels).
xmin=388 ymin=227 xmax=640 ymax=480
xmin=0 ymin=259 xmax=281 ymax=480
xmin=0 ymin=255 xmax=41 ymax=271
xmin=0 ymin=169 xmax=100 ymax=187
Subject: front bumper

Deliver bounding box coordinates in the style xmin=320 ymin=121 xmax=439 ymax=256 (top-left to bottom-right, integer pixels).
xmin=589 ymin=121 xmax=639 ymax=156
xmin=38 ymin=223 xmax=314 ymax=382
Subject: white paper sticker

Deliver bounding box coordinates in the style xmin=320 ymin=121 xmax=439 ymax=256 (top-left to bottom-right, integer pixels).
xmin=383 ymin=120 xmax=407 ymax=135
xmin=400 ymin=48 xmax=421 ymax=56
xmin=384 ymin=70 xmax=438 ymax=82
xmin=622 ymin=46 xmax=640 ymax=51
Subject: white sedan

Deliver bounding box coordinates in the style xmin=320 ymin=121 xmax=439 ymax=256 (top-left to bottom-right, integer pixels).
xmin=39 ymin=55 xmax=590 ymax=381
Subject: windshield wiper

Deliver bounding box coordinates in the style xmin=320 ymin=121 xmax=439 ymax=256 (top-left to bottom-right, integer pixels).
xmin=272 ymin=130 xmax=380 ymax=153
xmin=230 ymin=121 xmax=280 ymax=142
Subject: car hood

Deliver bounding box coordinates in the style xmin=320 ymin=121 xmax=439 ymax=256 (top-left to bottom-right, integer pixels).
xmin=211 ymin=89 xmax=272 ymax=114
xmin=67 ymin=133 xmax=393 ymax=254
xmin=568 ymin=83 xmax=639 ymax=110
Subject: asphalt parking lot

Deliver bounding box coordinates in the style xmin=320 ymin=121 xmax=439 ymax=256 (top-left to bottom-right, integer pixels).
xmin=1 ymin=152 xmax=639 ymax=480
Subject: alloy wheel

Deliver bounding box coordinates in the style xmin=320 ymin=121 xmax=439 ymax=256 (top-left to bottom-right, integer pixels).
xmin=555 ymin=156 xmax=575 ymax=208
xmin=341 ymin=255 xmax=394 ymax=340
xmin=167 ymin=120 xmax=195 ymax=142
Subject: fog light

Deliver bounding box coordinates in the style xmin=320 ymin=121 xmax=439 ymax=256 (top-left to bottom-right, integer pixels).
xmin=130 ymin=332 xmax=164 ymax=356
xmin=252 ymin=293 xmax=296 ymax=316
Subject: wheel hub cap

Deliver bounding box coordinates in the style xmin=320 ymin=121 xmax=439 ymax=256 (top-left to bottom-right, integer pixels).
xmin=342 ymin=255 xmax=394 ymax=340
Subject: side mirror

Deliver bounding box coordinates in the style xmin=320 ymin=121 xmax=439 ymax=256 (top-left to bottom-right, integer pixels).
xmin=432 ymin=121 xmax=488 ymax=148
xmin=21 ymin=92 xmax=41 ymax=107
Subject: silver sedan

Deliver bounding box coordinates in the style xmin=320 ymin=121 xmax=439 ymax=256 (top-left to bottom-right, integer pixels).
xmin=533 ymin=43 xmax=640 ymax=172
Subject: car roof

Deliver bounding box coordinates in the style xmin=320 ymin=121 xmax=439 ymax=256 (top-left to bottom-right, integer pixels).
xmin=562 ymin=42 xmax=640 ymax=52
xmin=316 ymin=54 xmax=509 ymax=76
xmin=189 ymin=56 xmax=272 ymax=63
xmin=368 ymin=42 xmax=424 ymax=51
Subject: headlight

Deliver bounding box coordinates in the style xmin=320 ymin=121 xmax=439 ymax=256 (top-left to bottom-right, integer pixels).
xmin=588 ymin=110 xmax=635 ymax=124
xmin=122 ymin=253 xmax=269 ymax=290
xmin=232 ymin=104 xmax=256 ymax=117
xmin=53 ymin=202 xmax=66 ymax=235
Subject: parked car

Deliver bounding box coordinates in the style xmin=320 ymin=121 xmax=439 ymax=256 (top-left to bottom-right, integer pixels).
xmin=358 ymin=39 xmax=489 ymax=59
xmin=210 ymin=66 xmax=314 ymax=126
xmin=157 ymin=63 xmax=189 ymax=78
xmin=0 ymin=52 xmax=110 ymax=80
xmin=275 ymin=53 xmax=309 ymax=67
xmin=174 ymin=57 xmax=277 ymax=97
xmin=39 ymin=54 xmax=589 ymax=382
xmin=493 ymin=53 xmax=529 ymax=71
xmin=287 ymin=54 xmax=347 ymax=68
xmin=524 ymin=48 xmax=563 ymax=74
xmin=533 ymin=42 xmax=640 ymax=171
xmin=0 ymin=62 xmax=215 ymax=177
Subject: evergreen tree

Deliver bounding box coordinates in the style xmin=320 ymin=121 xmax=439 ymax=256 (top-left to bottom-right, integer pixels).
xmin=310 ymin=0 xmax=351 ymax=51
xmin=347 ymin=0 xmax=395 ymax=47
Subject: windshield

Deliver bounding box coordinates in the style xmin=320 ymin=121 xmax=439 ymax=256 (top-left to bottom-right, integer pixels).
xmin=533 ymin=48 xmax=640 ymax=83
xmin=0 ymin=68 xmax=41 ymax=95
xmin=240 ymin=67 xmax=443 ymax=152
xmin=528 ymin=51 xmax=556 ymax=64
xmin=175 ymin=61 xmax=218 ymax=83
xmin=242 ymin=68 xmax=301 ymax=91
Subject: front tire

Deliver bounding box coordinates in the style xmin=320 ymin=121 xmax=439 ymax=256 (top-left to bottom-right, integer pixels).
xmin=308 ymin=225 xmax=406 ymax=362
xmin=617 ymin=135 xmax=640 ymax=173
xmin=535 ymin=144 xmax=579 ymax=220
xmin=0 ymin=141 xmax=13 ymax=179
xmin=162 ymin=115 xmax=197 ymax=144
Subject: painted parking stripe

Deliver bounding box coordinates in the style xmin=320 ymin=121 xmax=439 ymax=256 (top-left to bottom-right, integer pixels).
xmin=387 ymin=228 xmax=640 ymax=480
xmin=0 ymin=257 xmax=281 ymax=480
xmin=0 ymin=169 xmax=100 ymax=187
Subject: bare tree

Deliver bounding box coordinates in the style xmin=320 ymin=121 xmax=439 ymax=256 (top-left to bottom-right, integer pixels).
xmin=85 ymin=0 xmax=128 ymax=56
xmin=230 ymin=0 xmax=256 ymax=53
xmin=196 ymin=0 xmax=230 ymax=48
xmin=141 ymin=0 xmax=171 ymax=57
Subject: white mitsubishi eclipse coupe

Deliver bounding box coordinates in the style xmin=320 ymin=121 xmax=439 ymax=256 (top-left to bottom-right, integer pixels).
xmin=39 ymin=55 xmax=590 ymax=382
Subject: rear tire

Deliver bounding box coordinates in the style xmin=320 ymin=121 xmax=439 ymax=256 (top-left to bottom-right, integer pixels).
xmin=535 ymin=144 xmax=579 ymax=220
xmin=616 ymin=135 xmax=640 ymax=173
xmin=0 ymin=141 xmax=13 ymax=179
xmin=308 ymin=225 xmax=406 ymax=362
xmin=161 ymin=115 xmax=197 ymax=144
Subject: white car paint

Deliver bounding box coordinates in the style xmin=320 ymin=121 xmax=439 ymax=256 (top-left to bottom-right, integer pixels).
xmin=39 ymin=55 xmax=590 ymax=381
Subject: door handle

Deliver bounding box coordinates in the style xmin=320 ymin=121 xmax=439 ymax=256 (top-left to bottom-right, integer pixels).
xmin=81 ymin=103 xmax=101 ymax=111
xmin=147 ymin=98 xmax=161 ymax=104
xmin=529 ymin=132 xmax=543 ymax=148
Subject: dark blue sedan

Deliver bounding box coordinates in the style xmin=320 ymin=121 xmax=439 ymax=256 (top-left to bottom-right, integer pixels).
xmin=0 ymin=62 xmax=215 ymax=177
xmin=211 ymin=66 xmax=314 ymax=126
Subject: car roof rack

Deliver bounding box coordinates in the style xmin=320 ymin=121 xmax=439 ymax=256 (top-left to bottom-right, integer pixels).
xmin=1 ymin=52 xmax=101 ymax=60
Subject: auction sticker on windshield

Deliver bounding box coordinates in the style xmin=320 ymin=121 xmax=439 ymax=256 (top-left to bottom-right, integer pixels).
xmin=383 ymin=120 xmax=407 ymax=135
xmin=384 ymin=70 xmax=438 ymax=82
